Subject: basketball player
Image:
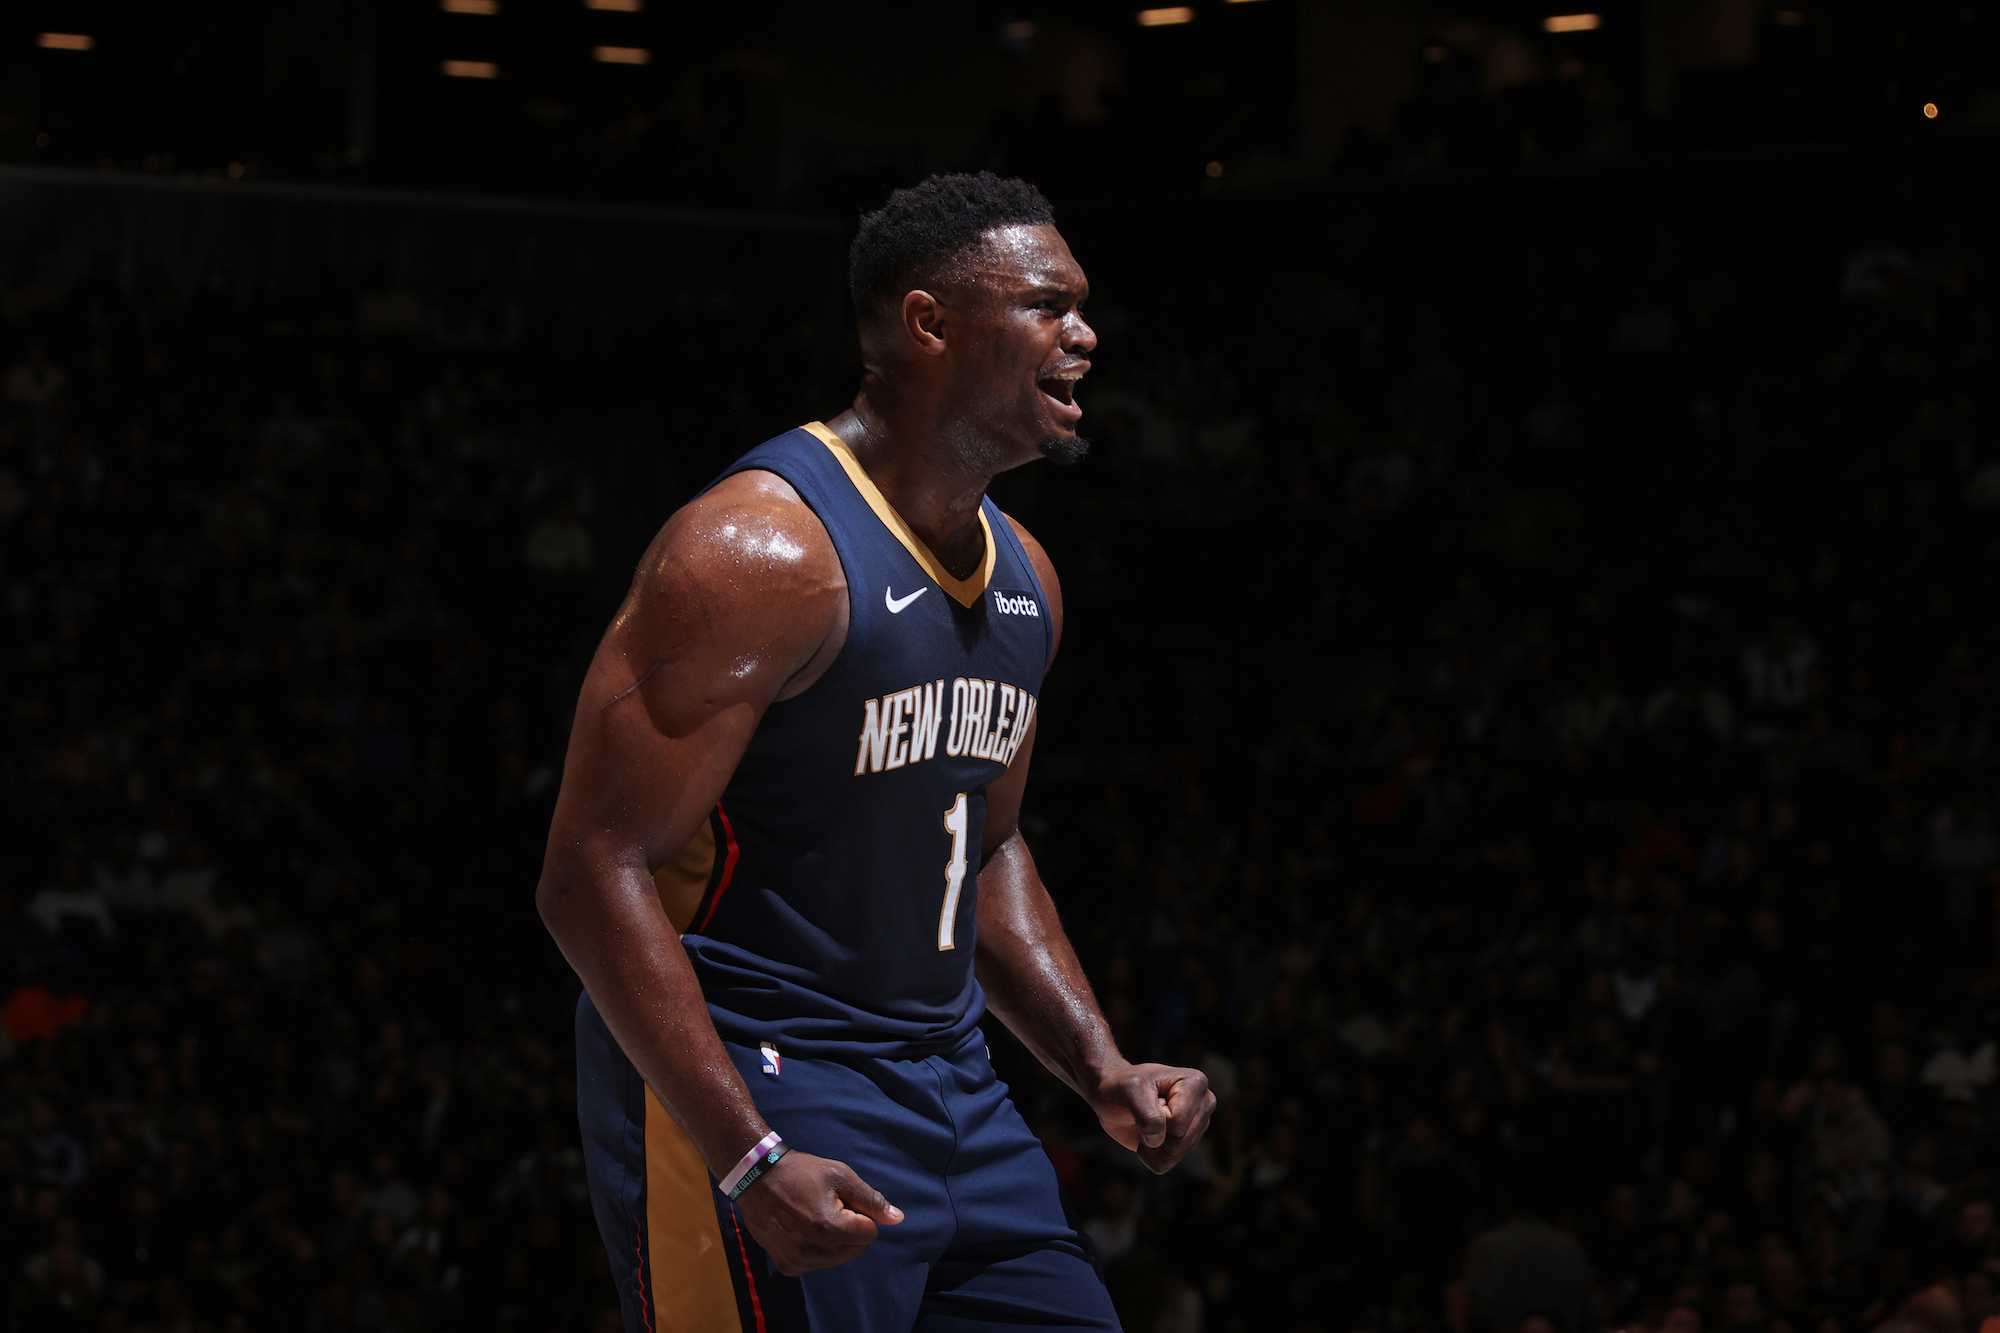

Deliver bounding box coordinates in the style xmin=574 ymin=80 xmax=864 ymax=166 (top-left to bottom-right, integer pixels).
xmin=538 ymin=173 xmax=1215 ymax=1332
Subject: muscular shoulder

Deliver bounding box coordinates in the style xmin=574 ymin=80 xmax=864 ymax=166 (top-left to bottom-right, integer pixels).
xmin=1001 ymin=513 xmax=1063 ymax=661
xmin=649 ymin=470 xmax=836 ymax=589
xmin=607 ymin=469 xmax=847 ymax=711
xmin=636 ymin=469 xmax=839 ymax=609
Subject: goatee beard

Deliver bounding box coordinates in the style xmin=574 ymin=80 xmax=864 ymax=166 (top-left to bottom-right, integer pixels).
xmin=1041 ymin=433 xmax=1091 ymax=466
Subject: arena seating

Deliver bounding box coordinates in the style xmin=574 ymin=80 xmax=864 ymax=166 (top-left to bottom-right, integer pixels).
xmin=6 ymin=143 xmax=2000 ymax=1333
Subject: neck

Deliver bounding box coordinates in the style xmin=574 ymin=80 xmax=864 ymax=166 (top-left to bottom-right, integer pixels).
xmin=826 ymin=387 xmax=996 ymax=580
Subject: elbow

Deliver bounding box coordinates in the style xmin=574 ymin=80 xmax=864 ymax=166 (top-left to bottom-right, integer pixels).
xmin=534 ymin=874 xmax=565 ymax=936
xmin=535 ymin=840 xmax=640 ymax=938
xmin=535 ymin=852 xmax=587 ymax=932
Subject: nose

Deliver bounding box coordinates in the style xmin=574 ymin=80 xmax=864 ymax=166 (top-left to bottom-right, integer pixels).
xmin=1062 ymin=310 xmax=1097 ymax=356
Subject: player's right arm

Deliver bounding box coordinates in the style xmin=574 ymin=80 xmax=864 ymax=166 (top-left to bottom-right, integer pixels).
xmin=535 ymin=470 xmax=901 ymax=1276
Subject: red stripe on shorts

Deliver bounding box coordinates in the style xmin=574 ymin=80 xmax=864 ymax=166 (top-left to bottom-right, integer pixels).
xmin=727 ymin=1202 xmax=768 ymax=1333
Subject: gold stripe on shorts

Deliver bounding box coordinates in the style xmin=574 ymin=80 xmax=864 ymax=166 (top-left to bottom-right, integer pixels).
xmin=644 ymin=1087 xmax=743 ymax=1332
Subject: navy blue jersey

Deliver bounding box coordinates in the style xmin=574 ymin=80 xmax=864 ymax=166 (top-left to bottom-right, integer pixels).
xmin=654 ymin=423 xmax=1052 ymax=1060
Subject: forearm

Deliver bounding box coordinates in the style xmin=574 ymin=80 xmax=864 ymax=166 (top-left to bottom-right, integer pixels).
xmin=537 ymin=853 xmax=768 ymax=1178
xmin=973 ymin=834 xmax=1124 ymax=1098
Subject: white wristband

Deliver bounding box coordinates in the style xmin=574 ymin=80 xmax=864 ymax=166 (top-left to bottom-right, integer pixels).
xmin=718 ymin=1131 xmax=784 ymax=1197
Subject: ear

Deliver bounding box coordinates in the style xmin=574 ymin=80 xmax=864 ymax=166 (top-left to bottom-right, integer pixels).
xmin=900 ymin=289 xmax=947 ymax=357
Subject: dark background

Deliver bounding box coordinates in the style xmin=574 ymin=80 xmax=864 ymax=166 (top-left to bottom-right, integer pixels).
xmin=6 ymin=4 xmax=2000 ymax=1333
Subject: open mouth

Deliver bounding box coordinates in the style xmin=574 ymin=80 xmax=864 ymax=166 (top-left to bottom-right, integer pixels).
xmin=1037 ymin=364 xmax=1086 ymax=423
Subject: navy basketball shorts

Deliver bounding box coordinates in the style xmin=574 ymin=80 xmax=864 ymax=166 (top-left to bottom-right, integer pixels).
xmin=575 ymin=991 xmax=1122 ymax=1333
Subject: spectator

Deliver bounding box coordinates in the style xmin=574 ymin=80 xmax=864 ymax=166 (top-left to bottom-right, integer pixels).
xmin=1802 ymin=1079 xmax=1894 ymax=1180
xmin=1082 ymin=1176 xmax=1139 ymax=1267
xmin=22 ymin=1219 xmax=106 ymax=1325
xmin=20 ymin=1100 xmax=87 ymax=1196
xmin=4 ymin=340 xmax=65 ymax=406
xmin=1465 ymin=1206 xmax=1596 ymax=1333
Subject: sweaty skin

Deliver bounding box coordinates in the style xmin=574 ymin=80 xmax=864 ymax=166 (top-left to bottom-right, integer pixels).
xmin=536 ymin=223 xmax=1216 ymax=1277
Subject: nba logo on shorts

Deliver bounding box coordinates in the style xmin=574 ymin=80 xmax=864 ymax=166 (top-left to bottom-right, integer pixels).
xmin=760 ymin=1042 xmax=781 ymax=1075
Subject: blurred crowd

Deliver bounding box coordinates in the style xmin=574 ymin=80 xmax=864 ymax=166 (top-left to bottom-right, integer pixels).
xmin=0 ymin=244 xmax=822 ymax=1331
xmin=6 ymin=156 xmax=2000 ymax=1333
xmin=996 ymin=169 xmax=2000 ymax=1333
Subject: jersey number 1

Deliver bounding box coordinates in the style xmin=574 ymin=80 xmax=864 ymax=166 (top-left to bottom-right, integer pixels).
xmin=939 ymin=793 xmax=969 ymax=950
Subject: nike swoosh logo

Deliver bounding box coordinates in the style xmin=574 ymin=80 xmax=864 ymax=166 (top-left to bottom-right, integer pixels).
xmin=885 ymin=586 xmax=928 ymax=614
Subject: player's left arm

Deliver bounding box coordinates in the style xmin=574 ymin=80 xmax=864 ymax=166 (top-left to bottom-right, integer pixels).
xmin=973 ymin=516 xmax=1216 ymax=1175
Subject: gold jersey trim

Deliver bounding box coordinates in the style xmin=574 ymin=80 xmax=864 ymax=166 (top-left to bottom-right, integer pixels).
xmin=800 ymin=420 xmax=996 ymax=608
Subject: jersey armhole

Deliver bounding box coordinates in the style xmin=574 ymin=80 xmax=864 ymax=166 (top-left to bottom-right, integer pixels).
xmin=991 ymin=501 xmax=1056 ymax=670
xmin=707 ymin=458 xmax=868 ymax=715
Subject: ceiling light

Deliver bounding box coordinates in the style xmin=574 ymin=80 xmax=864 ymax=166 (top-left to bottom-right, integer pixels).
xmin=1205 ymin=161 xmax=1223 ymax=178
xmin=37 ymin=32 xmax=94 ymax=50
xmin=1543 ymin=13 xmax=1601 ymax=32
xmin=1002 ymin=21 xmax=1035 ymax=39
xmin=1137 ymin=7 xmax=1195 ymax=25
xmin=593 ymin=45 xmax=650 ymax=63
xmin=584 ymin=0 xmax=643 ymax=10
xmin=441 ymin=0 xmax=499 ymax=11
xmin=1924 ymin=102 xmax=1939 ymax=118
xmin=442 ymin=59 xmax=499 ymax=78
xmin=1773 ymin=9 xmax=1804 ymax=24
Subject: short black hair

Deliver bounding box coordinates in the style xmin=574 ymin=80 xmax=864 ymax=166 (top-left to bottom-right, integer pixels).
xmin=848 ymin=172 xmax=1055 ymax=325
